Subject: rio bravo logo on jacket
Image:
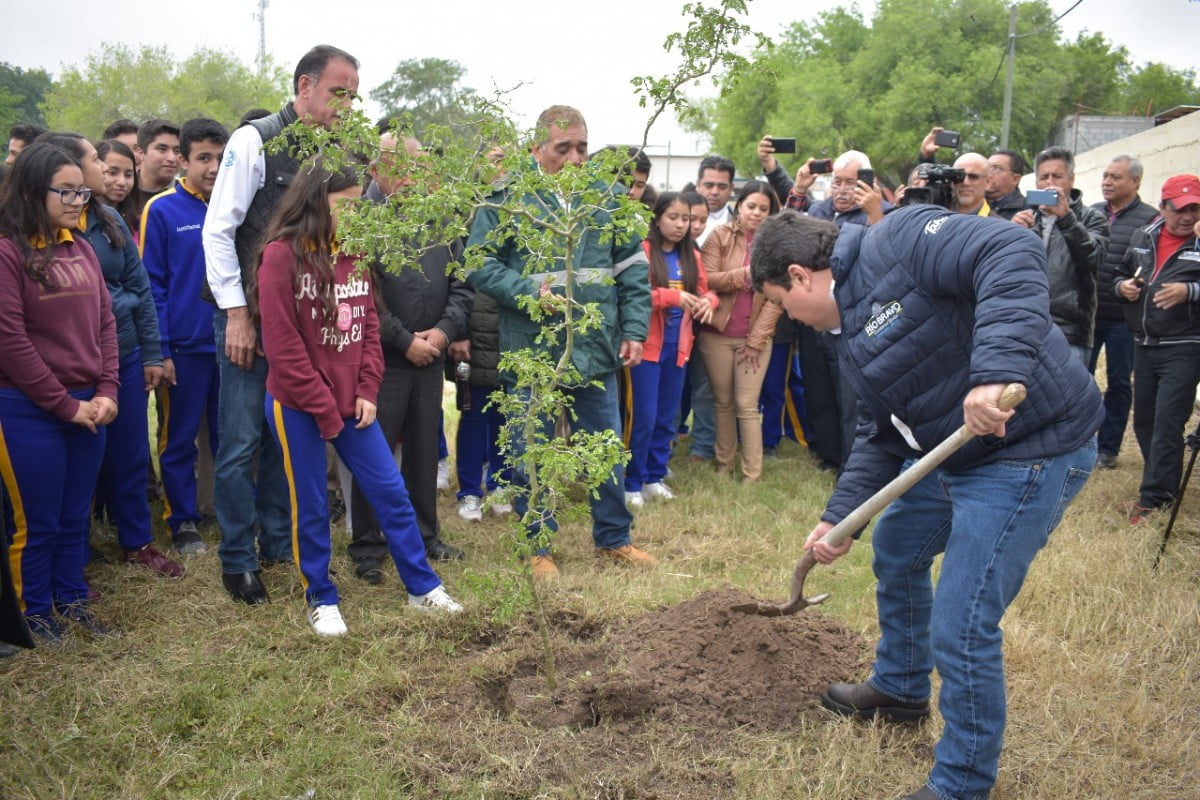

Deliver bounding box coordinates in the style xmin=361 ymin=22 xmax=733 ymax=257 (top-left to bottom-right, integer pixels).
xmin=865 ymin=300 xmax=902 ymax=337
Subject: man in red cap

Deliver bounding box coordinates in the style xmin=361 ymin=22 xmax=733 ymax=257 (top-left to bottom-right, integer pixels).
xmin=1114 ymin=174 xmax=1200 ymax=522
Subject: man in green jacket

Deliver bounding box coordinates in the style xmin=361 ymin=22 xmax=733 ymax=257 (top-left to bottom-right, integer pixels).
xmin=466 ymin=105 xmax=655 ymax=579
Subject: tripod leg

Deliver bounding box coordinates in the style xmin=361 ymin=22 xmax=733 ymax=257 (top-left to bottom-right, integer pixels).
xmin=1154 ymin=420 xmax=1200 ymax=570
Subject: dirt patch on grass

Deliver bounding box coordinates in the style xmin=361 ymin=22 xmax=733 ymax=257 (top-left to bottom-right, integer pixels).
xmin=396 ymin=588 xmax=869 ymax=797
xmin=487 ymin=587 xmax=867 ymax=731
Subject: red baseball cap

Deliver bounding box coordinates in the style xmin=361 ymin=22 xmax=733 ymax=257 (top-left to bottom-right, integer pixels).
xmin=1161 ymin=174 xmax=1200 ymax=208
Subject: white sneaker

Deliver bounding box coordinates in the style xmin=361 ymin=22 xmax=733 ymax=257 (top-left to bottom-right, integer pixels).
xmin=436 ymin=458 xmax=450 ymax=491
xmin=625 ymin=491 xmax=645 ymax=510
xmin=408 ymin=584 xmax=464 ymax=613
xmin=490 ymin=502 xmax=514 ymax=516
xmin=641 ymin=481 xmax=676 ymax=501
xmin=457 ymin=495 xmax=483 ymax=522
xmin=309 ymin=604 xmax=348 ymax=637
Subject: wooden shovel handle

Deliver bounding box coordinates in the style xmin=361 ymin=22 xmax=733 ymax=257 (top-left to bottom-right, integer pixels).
xmin=818 ymin=383 xmax=1027 ymax=550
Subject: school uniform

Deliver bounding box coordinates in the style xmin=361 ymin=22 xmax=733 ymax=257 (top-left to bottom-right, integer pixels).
xmin=257 ymin=239 xmax=441 ymax=607
xmin=625 ymin=241 xmax=717 ymax=492
xmin=0 ymin=231 xmax=119 ymax=622
xmin=78 ymin=206 xmax=163 ymax=552
xmin=141 ymin=179 xmax=219 ymax=536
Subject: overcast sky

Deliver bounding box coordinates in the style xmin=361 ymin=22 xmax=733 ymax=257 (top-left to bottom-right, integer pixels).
xmin=3 ymin=0 xmax=1196 ymax=154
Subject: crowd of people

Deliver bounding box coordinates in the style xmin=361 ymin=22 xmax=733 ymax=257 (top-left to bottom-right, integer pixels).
xmin=3 ymin=37 xmax=1200 ymax=800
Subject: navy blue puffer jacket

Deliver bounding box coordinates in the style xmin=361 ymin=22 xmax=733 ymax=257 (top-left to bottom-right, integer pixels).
xmin=822 ymin=205 xmax=1103 ymax=526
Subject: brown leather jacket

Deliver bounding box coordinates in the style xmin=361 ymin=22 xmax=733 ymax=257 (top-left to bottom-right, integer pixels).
xmin=700 ymin=219 xmax=781 ymax=351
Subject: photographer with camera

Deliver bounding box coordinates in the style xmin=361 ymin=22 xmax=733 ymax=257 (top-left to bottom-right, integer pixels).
xmin=1012 ymin=147 xmax=1110 ymax=366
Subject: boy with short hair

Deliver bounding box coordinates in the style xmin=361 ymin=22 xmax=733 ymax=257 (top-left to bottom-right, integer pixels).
xmin=140 ymin=117 xmax=229 ymax=554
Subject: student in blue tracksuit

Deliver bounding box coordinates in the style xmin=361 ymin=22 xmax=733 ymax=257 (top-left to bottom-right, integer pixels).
xmin=0 ymin=143 xmax=120 ymax=642
xmin=253 ymin=158 xmax=463 ymax=637
xmin=140 ymin=118 xmax=228 ymax=554
xmin=41 ymin=132 xmax=183 ymax=580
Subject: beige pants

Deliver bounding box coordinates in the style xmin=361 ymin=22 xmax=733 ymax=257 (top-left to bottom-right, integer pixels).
xmin=699 ymin=331 xmax=768 ymax=482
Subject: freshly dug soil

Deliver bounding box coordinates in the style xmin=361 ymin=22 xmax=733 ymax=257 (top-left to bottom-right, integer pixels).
xmin=491 ymin=587 xmax=869 ymax=731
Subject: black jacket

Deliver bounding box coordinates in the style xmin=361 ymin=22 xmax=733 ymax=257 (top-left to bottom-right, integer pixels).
xmin=988 ymin=187 xmax=1026 ymax=221
xmin=366 ymin=182 xmax=474 ymax=369
xmin=1113 ymin=220 xmax=1200 ymax=345
xmin=1090 ymin=195 xmax=1159 ymax=321
xmin=1033 ymin=189 xmax=1109 ymax=348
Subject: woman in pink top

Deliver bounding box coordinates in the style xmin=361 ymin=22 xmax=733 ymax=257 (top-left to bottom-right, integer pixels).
xmin=699 ymin=180 xmax=782 ymax=483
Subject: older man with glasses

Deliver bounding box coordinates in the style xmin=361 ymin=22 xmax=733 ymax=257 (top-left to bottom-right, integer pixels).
xmin=950 ymin=152 xmax=992 ymax=216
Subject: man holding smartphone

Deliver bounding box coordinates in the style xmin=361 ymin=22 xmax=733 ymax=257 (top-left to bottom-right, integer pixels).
xmin=1011 ymin=147 xmax=1110 ymax=366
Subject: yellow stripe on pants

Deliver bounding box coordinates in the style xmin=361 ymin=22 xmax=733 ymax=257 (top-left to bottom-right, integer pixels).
xmin=272 ymin=400 xmax=307 ymax=591
xmin=0 ymin=420 xmax=29 ymax=612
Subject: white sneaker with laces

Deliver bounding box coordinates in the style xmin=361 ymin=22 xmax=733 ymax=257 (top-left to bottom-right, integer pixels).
xmin=457 ymin=495 xmax=483 ymax=522
xmin=408 ymin=584 xmax=464 ymax=613
xmin=490 ymin=502 xmax=514 ymax=516
xmin=625 ymin=491 xmax=645 ymax=510
xmin=309 ymin=604 xmax=348 ymax=637
xmin=641 ymin=481 xmax=676 ymax=501
xmin=436 ymin=458 xmax=450 ymax=491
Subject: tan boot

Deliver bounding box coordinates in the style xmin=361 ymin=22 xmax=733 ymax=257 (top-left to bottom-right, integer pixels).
xmin=530 ymin=555 xmax=560 ymax=580
xmin=595 ymin=544 xmax=657 ymax=567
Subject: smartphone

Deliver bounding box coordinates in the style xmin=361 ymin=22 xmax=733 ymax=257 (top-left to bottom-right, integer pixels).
xmin=810 ymin=158 xmax=833 ymax=174
xmin=769 ymin=137 xmax=796 ymax=154
xmin=1132 ymin=266 xmax=1145 ymax=287
xmin=934 ymin=129 xmax=961 ymax=149
xmin=857 ymin=168 xmax=875 ymax=187
xmin=1026 ymin=188 xmax=1059 ymax=206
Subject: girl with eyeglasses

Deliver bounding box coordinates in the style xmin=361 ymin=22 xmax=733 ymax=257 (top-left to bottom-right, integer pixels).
xmin=40 ymin=132 xmax=182 ymax=583
xmin=251 ymin=157 xmax=462 ymax=637
xmin=0 ymin=142 xmax=120 ymax=643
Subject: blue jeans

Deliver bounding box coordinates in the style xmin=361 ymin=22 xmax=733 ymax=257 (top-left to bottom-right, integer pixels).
xmin=509 ymin=372 xmax=632 ymax=552
xmin=682 ymin=352 xmax=715 ymax=458
xmin=1088 ymin=317 xmax=1134 ymax=457
xmin=868 ymin=439 xmax=1096 ymax=800
xmin=213 ymin=310 xmax=292 ymax=573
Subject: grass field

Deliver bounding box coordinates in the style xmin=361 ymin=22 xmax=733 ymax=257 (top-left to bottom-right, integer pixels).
xmin=3 ymin=393 xmax=1199 ymax=800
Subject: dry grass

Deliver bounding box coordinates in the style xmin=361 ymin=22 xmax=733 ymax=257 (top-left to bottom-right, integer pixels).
xmin=3 ymin=396 xmax=1199 ymax=799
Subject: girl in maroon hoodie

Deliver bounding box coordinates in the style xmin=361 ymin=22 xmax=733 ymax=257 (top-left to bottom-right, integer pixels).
xmin=255 ymin=158 xmax=462 ymax=637
xmin=0 ymin=143 xmax=120 ymax=643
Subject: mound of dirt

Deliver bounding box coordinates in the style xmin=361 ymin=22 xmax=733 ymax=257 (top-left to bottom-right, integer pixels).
xmin=491 ymin=587 xmax=869 ymax=731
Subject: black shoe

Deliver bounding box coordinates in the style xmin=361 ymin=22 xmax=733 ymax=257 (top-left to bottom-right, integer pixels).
xmin=222 ymin=570 xmax=270 ymax=605
xmin=425 ymin=538 xmax=464 ymax=562
xmin=60 ymin=605 xmax=123 ymax=639
xmin=26 ymin=614 xmax=65 ymax=647
xmin=0 ymin=641 xmax=20 ymax=658
xmin=353 ymin=557 xmax=384 ymax=585
xmin=821 ymin=681 xmax=929 ymax=723
xmin=894 ymin=788 xmax=939 ymax=800
xmin=763 ymin=445 xmax=778 ymax=458
xmin=1097 ymin=452 xmax=1118 ymax=470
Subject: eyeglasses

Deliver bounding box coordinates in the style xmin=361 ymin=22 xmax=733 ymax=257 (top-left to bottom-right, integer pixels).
xmin=699 ymin=181 xmax=730 ymax=191
xmin=987 ymin=164 xmax=1016 ymax=174
xmin=48 ymin=187 xmax=92 ymax=204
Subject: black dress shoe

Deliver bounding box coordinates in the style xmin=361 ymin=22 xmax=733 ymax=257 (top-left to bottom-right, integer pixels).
xmin=821 ymin=681 xmax=929 ymax=723
xmin=894 ymin=788 xmax=939 ymax=800
xmin=353 ymin=557 xmax=384 ymax=585
xmin=222 ymin=570 xmax=270 ymax=605
xmin=0 ymin=641 xmax=21 ymax=658
xmin=425 ymin=538 xmax=464 ymax=562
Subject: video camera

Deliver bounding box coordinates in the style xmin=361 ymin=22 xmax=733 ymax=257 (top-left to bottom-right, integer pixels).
xmin=901 ymin=164 xmax=966 ymax=209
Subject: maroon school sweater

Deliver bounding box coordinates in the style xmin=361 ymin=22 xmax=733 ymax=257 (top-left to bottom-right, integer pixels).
xmin=0 ymin=232 xmax=119 ymax=421
xmin=258 ymin=239 xmax=383 ymax=439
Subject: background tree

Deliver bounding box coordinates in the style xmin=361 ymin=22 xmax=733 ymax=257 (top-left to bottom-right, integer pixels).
xmin=0 ymin=63 xmax=53 ymax=132
xmin=1120 ymin=63 xmax=1200 ymax=116
xmin=41 ymin=44 xmax=288 ymax=138
xmin=369 ymin=57 xmax=479 ymax=137
xmin=700 ymin=0 xmax=1186 ymax=184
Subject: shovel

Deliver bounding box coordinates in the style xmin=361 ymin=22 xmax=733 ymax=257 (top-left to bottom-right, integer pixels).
xmin=732 ymin=383 xmax=1027 ymax=617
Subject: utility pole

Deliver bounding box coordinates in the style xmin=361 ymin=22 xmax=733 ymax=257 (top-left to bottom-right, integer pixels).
xmin=1000 ymin=3 xmax=1017 ymax=149
xmin=254 ymin=0 xmax=270 ymax=77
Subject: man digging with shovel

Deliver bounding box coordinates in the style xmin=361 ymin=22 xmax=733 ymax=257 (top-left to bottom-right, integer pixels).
xmin=750 ymin=207 xmax=1102 ymax=800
